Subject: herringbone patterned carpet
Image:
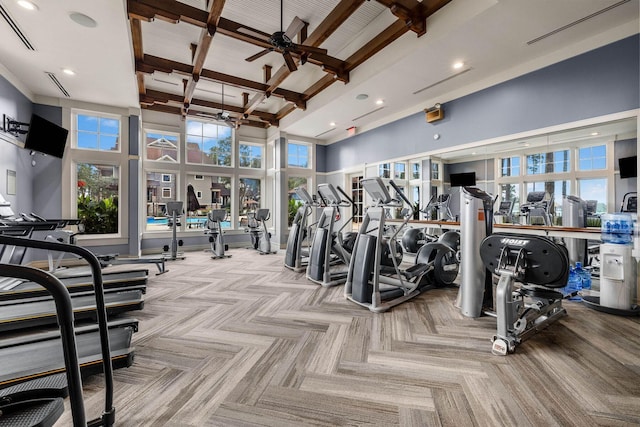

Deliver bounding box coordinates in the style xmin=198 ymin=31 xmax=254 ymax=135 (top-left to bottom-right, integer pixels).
xmin=56 ymin=249 xmax=640 ymax=426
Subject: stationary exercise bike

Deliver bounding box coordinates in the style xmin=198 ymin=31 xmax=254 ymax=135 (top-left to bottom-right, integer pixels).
xmin=245 ymin=208 xmax=275 ymax=254
xmin=479 ymin=233 xmax=569 ymax=355
xmin=205 ymin=209 xmax=231 ymax=259
xmin=162 ymin=201 xmax=185 ymax=260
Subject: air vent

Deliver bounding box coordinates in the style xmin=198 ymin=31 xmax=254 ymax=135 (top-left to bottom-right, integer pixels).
xmin=413 ymin=68 xmax=472 ymax=95
xmin=153 ymin=78 xmax=179 ymax=87
xmin=196 ymin=87 xmax=237 ymax=98
xmin=527 ymin=0 xmax=630 ymax=45
xmin=314 ymin=128 xmax=336 ymax=138
xmin=46 ymin=72 xmax=70 ymax=97
xmin=352 ymin=106 xmax=385 ymax=122
xmin=0 ymin=4 xmax=34 ymax=50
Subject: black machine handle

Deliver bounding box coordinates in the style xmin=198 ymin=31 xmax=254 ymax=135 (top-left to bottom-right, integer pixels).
xmin=388 ymin=180 xmax=412 ymax=207
xmin=336 ymin=186 xmax=354 ymax=205
xmin=0 ymin=263 xmax=87 ymax=426
xmin=0 ymin=234 xmax=115 ymax=426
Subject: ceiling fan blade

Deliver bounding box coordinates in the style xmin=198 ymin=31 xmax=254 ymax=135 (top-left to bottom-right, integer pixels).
xmin=282 ymin=51 xmax=297 ymax=72
xmin=245 ymin=48 xmax=272 ymax=62
xmin=283 ymin=16 xmax=306 ymax=40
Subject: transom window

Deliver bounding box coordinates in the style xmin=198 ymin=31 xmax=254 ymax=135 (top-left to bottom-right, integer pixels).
xmin=288 ymin=142 xmax=310 ymax=168
xmin=501 ymin=156 xmax=520 ymax=177
xmin=75 ymin=113 xmax=120 ymax=152
xmin=526 ymin=150 xmax=569 ymax=174
xmin=145 ymin=131 xmax=178 ymax=162
xmin=239 ymin=142 xmax=264 ymax=168
xmin=578 ymin=144 xmax=606 ymax=170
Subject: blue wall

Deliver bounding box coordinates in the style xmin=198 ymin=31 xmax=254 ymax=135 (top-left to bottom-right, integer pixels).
xmin=0 ymin=75 xmax=34 ymax=214
xmin=324 ymin=34 xmax=639 ymax=173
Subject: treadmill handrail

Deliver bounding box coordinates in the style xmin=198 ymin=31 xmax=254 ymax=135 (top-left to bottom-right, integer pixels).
xmin=0 ymin=263 xmax=87 ymax=426
xmin=0 ymin=234 xmax=115 ymax=426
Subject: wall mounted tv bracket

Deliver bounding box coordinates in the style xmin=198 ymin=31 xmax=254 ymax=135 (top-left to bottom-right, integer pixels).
xmin=2 ymin=114 xmax=29 ymax=136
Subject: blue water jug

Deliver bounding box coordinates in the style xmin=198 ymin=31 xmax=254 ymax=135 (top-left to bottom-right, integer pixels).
xmin=565 ymin=266 xmax=582 ymax=301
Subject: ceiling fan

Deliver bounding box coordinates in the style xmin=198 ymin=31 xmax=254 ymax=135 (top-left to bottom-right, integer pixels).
xmin=244 ymin=0 xmax=328 ymax=72
xmin=198 ymin=84 xmax=246 ymax=128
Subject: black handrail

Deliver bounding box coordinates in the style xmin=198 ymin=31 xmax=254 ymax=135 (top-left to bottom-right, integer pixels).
xmin=0 ymin=263 xmax=87 ymax=426
xmin=0 ymin=234 xmax=115 ymax=426
xmin=388 ymin=180 xmax=412 ymax=206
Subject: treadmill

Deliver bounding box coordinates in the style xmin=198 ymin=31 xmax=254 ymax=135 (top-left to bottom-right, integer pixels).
xmin=0 ymin=288 xmax=143 ymax=332
xmin=0 ymin=317 xmax=137 ymax=389
xmin=0 ymin=223 xmax=149 ymax=295
xmin=0 ymin=235 xmax=138 ymax=394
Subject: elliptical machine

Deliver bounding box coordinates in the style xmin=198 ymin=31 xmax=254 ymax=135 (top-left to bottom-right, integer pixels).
xmin=306 ymin=183 xmax=355 ymax=287
xmin=344 ymin=178 xmax=459 ymax=312
xmin=205 ymin=209 xmax=231 ymax=259
xmin=246 ymin=208 xmax=275 ymax=254
xmin=284 ymin=187 xmax=318 ymax=272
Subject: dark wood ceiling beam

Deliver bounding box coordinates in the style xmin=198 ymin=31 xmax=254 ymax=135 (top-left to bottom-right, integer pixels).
xmin=190 ymin=98 xmax=278 ymax=126
xmin=374 ymin=0 xmax=426 ymax=36
xmin=133 ymin=0 xmax=208 ymax=26
xmin=242 ymin=0 xmax=362 ymax=117
xmin=142 ymin=103 xmax=268 ymax=129
xmin=344 ymin=19 xmax=409 ymax=72
xmin=144 ymin=89 xmax=278 ymax=126
xmin=129 ymin=17 xmax=147 ymax=97
xmin=137 ymin=55 xmax=305 ymax=107
xmin=182 ymin=0 xmax=226 ymax=113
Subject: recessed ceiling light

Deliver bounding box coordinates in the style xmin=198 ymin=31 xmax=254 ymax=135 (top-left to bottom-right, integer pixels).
xmin=17 ymin=0 xmax=38 ymax=11
xmin=329 ymin=122 xmax=336 ymax=127
xmin=375 ymin=99 xmax=384 ymax=105
xmin=69 ymin=12 xmax=97 ymax=28
xmin=453 ymin=61 xmax=464 ymax=70
xmin=590 ymin=132 xmax=599 ymax=136
xmin=355 ymin=94 xmax=368 ymax=101
xmin=62 ymin=68 xmax=75 ymax=76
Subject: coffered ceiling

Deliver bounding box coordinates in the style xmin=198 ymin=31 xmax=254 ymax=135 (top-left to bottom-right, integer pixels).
xmin=0 ymin=0 xmax=637 ymax=144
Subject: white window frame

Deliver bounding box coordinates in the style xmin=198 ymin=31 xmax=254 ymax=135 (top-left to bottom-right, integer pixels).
xmin=72 ymin=109 xmax=122 ymax=153
xmin=287 ymin=140 xmax=312 ymax=169
xmin=494 ymin=140 xmax=614 ymax=215
xmin=239 ymin=141 xmax=265 ymax=169
xmin=143 ymin=129 xmax=180 ymax=163
xmin=62 ymin=106 xmax=129 ymax=245
xmin=162 ymin=187 xmax=172 ymax=199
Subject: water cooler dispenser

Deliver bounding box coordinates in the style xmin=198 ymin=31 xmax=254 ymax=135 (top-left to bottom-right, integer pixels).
xmin=562 ymin=195 xmax=588 ymax=266
xmin=599 ymin=213 xmax=637 ymax=310
xmin=459 ymin=187 xmax=494 ymax=318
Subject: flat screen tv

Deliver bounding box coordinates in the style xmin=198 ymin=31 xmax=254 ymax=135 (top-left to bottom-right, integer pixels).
xmin=449 ymin=172 xmax=476 ymax=187
xmin=618 ymin=156 xmax=637 ymax=179
xmin=23 ymin=114 xmax=69 ymax=158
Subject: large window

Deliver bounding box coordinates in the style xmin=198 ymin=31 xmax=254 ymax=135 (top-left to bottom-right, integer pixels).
xmin=77 ymin=163 xmax=119 ymax=234
xmin=239 ymin=178 xmax=262 ymax=226
xmin=75 ymin=113 xmax=120 ymax=152
xmin=186 ymin=120 xmax=232 ymax=166
xmin=146 ymin=171 xmax=177 ymax=231
xmin=288 ymin=176 xmax=308 ymax=226
xmin=496 ymin=142 xmax=611 ymax=222
xmin=288 ymin=142 xmax=310 ymax=168
xmin=67 ymin=109 xmax=127 ymax=239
